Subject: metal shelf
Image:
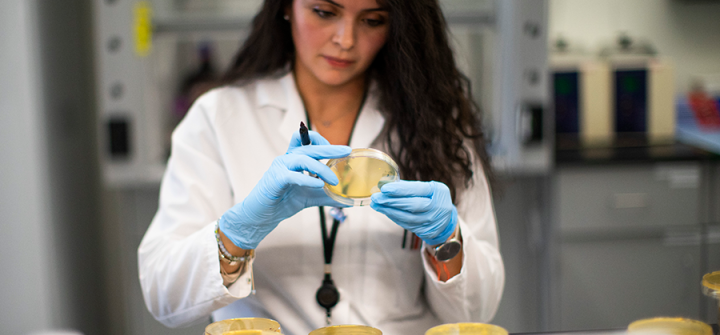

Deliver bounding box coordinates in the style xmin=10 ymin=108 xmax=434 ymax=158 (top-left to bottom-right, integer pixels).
xmin=152 ymin=13 xmax=494 ymax=34
xmin=149 ymin=0 xmax=495 ymax=34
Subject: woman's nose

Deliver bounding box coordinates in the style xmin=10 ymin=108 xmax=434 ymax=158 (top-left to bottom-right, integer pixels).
xmin=332 ymin=20 xmax=355 ymax=50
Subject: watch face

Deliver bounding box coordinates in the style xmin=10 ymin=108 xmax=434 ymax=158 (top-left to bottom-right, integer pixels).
xmin=436 ymin=241 xmax=462 ymax=262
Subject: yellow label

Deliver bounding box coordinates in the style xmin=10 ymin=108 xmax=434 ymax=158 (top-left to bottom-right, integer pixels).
xmin=133 ymin=1 xmax=152 ymax=57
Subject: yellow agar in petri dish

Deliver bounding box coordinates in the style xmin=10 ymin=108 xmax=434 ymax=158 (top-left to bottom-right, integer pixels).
xmin=425 ymin=323 xmax=508 ymax=335
xmin=702 ymin=271 xmax=720 ymax=298
xmin=324 ymin=148 xmax=400 ymax=206
xmin=309 ymin=325 xmax=382 ymax=335
xmin=628 ymin=317 xmax=712 ymax=335
xmin=701 ymin=271 xmax=720 ymax=329
xmin=204 ymin=318 xmax=283 ymax=335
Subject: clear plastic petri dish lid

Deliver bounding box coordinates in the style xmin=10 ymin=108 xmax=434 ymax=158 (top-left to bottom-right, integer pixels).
xmin=324 ymin=148 xmax=400 ymax=207
xmin=702 ymin=271 xmax=720 ymax=299
xmin=628 ymin=317 xmax=712 ymax=335
xmin=309 ymin=324 xmax=383 ymax=335
xmin=425 ymin=323 xmax=509 ymax=335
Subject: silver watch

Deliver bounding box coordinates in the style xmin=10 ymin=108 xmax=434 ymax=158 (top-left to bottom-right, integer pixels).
xmin=426 ymin=223 xmax=462 ymax=262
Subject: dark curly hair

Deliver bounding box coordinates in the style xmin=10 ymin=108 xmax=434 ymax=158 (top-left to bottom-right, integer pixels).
xmin=222 ymin=0 xmax=492 ymax=201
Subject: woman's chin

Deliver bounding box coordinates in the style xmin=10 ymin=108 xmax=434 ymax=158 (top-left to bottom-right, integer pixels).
xmin=316 ymin=72 xmax=364 ymax=88
xmin=295 ymin=59 xmax=366 ymax=88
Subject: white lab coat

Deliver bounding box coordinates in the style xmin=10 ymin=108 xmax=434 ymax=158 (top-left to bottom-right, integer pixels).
xmin=138 ymin=71 xmax=504 ymax=335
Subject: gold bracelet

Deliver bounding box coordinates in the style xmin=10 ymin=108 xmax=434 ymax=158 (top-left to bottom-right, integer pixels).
xmin=219 ymin=251 xmax=243 ymax=286
xmin=215 ymin=222 xmax=256 ymax=289
xmin=215 ymin=223 xmax=253 ymax=265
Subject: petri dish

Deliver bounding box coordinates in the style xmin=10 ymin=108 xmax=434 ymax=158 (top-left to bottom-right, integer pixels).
xmin=628 ymin=317 xmax=712 ymax=335
xmin=309 ymin=325 xmax=382 ymax=335
xmin=205 ymin=318 xmax=283 ymax=335
xmin=324 ymin=148 xmax=400 ymax=206
xmin=425 ymin=323 xmax=509 ymax=335
xmin=701 ymin=271 xmax=720 ymax=327
xmin=701 ymin=271 xmax=720 ymax=298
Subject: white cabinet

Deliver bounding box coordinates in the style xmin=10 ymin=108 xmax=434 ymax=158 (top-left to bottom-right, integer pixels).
xmin=551 ymin=163 xmax=707 ymax=330
xmin=557 ymin=234 xmax=702 ymax=330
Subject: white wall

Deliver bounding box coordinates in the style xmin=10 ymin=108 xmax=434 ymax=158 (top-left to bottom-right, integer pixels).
xmin=549 ymin=0 xmax=720 ymax=93
xmin=0 ymin=0 xmax=55 ymax=333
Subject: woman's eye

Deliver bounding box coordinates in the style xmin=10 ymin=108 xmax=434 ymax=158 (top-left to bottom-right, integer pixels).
xmin=312 ymin=8 xmax=335 ymax=18
xmin=364 ymin=18 xmax=386 ymax=27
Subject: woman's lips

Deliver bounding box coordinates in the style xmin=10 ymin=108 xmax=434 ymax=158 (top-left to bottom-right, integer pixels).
xmin=324 ymin=56 xmax=355 ymax=68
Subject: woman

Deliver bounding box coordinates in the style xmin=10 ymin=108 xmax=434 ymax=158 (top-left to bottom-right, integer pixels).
xmin=138 ymin=0 xmax=504 ymax=334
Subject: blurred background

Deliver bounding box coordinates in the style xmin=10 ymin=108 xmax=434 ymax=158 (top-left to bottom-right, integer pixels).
xmin=1 ymin=0 xmax=720 ymax=334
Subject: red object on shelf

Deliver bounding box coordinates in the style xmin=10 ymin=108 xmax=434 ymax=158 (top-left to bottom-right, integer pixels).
xmin=688 ymin=91 xmax=720 ymax=129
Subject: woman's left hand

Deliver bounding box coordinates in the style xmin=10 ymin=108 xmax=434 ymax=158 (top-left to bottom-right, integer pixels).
xmin=370 ymin=180 xmax=457 ymax=246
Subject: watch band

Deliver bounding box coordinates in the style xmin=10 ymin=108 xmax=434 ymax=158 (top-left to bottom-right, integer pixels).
xmin=427 ymin=223 xmax=462 ymax=262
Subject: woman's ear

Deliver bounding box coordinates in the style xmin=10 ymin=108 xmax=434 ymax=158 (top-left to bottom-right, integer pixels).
xmin=283 ymin=5 xmax=292 ymax=21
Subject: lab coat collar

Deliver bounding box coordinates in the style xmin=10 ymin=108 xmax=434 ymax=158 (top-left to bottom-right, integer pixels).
xmin=257 ymin=71 xmax=386 ymax=149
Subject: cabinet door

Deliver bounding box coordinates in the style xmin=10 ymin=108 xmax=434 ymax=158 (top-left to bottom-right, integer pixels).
xmin=554 ymin=164 xmax=703 ymax=331
xmin=557 ymin=164 xmax=700 ymax=233
xmin=558 ymin=235 xmax=701 ymax=330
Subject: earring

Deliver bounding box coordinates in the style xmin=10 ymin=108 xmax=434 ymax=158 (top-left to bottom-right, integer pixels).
xmin=283 ymin=14 xmax=290 ymax=21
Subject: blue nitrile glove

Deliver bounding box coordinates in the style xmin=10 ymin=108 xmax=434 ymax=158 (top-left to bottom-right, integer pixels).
xmin=219 ymin=131 xmax=351 ymax=250
xmin=370 ymin=180 xmax=458 ymax=246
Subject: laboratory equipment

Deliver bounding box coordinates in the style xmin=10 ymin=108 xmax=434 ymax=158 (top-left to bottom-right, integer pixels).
xmin=204 ymin=318 xmax=282 ymax=335
xmin=600 ymin=34 xmax=676 ymax=144
xmin=550 ymin=37 xmax=613 ymax=147
xmin=324 ymin=148 xmax=400 ymax=207
xmin=551 ymin=34 xmax=675 ymax=147
xmin=425 ymin=323 xmax=508 ymax=335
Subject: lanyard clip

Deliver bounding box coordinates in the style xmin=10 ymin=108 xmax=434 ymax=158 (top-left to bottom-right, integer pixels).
xmin=329 ymin=207 xmax=346 ymax=223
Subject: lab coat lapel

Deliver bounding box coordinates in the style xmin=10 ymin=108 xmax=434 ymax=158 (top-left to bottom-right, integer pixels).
xmin=264 ymin=72 xmax=386 ymax=150
xmin=258 ymin=72 xmax=306 ymax=152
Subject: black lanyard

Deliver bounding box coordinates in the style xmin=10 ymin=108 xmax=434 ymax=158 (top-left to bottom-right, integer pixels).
xmin=315 ymin=207 xmax=341 ymax=323
xmin=303 ymin=90 xmax=366 ymax=324
xmin=319 ymin=208 xmax=341 ymax=266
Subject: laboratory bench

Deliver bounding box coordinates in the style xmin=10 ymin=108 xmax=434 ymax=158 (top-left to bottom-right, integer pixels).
xmin=555 ymin=136 xmax=720 ymax=166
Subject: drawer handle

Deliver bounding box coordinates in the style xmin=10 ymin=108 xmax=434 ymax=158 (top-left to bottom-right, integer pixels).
xmin=612 ymin=193 xmax=648 ymax=209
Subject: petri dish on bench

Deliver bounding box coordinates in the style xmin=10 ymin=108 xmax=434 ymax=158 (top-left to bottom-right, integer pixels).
xmin=205 ymin=318 xmax=283 ymax=335
xmin=324 ymin=148 xmax=400 ymax=207
xmin=425 ymin=323 xmax=509 ymax=335
xmin=310 ymin=325 xmax=382 ymax=335
xmin=628 ymin=317 xmax=712 ymax=335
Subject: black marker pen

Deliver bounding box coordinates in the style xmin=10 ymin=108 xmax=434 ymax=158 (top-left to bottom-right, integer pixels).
xmin=299 ymin=121 xmax=317 ymax=178
xmin=300 ymin=121 xmax=311 ymax=146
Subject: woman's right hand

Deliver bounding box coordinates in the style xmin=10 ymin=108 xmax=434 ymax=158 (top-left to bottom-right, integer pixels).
xmin=218 ymin=131 xmax=350 ymax=250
